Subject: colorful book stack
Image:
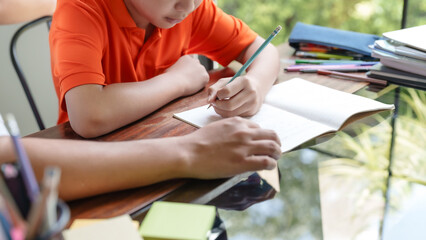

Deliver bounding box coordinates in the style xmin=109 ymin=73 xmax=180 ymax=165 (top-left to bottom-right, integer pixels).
xmin=368 ymin=25 xmax=426 ymax=90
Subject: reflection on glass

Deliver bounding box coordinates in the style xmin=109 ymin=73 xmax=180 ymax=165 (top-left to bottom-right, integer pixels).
xmin=391 ymin=88 xmax=426 ymax=183
xmin=208 ymin=149 xmax=324 ymax=240
xmin=208 ymin=87 xmax=425 ymax=239
xmin=315 ymin=87 xmax=425 ymax=239
xmin=208 ymin=173 xmax=277 ymax=211
xmin=382 ymin=179 xmax=426 ymax=240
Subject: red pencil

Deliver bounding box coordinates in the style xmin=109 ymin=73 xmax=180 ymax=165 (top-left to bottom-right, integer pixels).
xmin=317 ymin=70 xmax=388 ymax=86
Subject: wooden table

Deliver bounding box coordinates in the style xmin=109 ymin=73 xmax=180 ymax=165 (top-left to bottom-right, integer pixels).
xmin=29 ymin=43 xmax=370 ymax=223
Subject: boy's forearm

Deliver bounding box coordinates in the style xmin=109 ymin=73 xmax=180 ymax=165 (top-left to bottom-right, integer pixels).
xmin=0 ymin=137 xmax=14 ymax=162
xmin=7 ymin=137 xmax=186 ymax=201
xmin=0 ymin=0 xmax=56 ymax=24
xmin=244 ymin=37 xmax=280 ymax=95
xmin=0 ymin=118 xmax=281 ymax=201
xmin=65 ymin=74 xmax=185 ymax=138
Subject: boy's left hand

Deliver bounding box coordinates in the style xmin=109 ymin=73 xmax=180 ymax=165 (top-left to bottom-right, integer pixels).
xmin=207 ymin=75 xmax=266 ymax=117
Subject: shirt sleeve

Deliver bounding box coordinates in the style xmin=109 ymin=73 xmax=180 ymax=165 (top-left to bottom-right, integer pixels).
xmin=49 ymin=1 xmax=106 ymax=111
xmin=188 ymin=0 xmax=258 ymax=66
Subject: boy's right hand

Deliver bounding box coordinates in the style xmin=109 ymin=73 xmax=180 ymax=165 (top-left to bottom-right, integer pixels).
xmin=178 ymin=117 xmax=281 ymax=179
xmin=165 ymin=55 xmax=209 ymax=96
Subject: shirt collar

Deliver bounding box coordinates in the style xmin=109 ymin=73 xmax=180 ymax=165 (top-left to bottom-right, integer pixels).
xmin=107 ymin=0 xmax=163 ymax=39
xmin=108 ymin=0 xmax=137 ymax=28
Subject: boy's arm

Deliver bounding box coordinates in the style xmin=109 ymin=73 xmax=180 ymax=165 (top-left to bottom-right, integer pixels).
xmin=65 ymin=55 xmax=209 ymax=138
xmin=207 ymin=36 xmax=280 ymax=117
xmin=0 ymin=117 xmax=281 ymax=201
xmin=0 ymin=0 xmax=56 ymax=24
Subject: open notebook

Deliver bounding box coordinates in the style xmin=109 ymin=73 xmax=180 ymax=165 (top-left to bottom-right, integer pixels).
xmin=174 ymin=78 xmax=394 ymax=153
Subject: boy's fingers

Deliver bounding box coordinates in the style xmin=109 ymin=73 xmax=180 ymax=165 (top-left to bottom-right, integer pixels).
xmin=250 ymin=129 xmax=281 ymax=146
xmin=212 ymin=89 xmax=250 ymax=114
xmin=248 ymin=140 xmax=281 ymax=159
xmin=208 ymin=77 xmax=232 ymax=101
xmin=207 ymin=88 xmax=218 ymax=103
xmin=245 ymin=155 xmax=277 ymax=171
xmin=221 ymin=116 xmax=260 ymax=129
xmin=216 ymin=80 xmax=239 ymax=100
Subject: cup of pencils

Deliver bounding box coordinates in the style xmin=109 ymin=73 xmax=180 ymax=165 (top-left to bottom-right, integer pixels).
xmin=0 ymin=164 xmax=70 ymax=240
xmin=0 ymin=114 xmax=70 ymax=240
xmin=35 ymin=199 xmax=70 ymax=240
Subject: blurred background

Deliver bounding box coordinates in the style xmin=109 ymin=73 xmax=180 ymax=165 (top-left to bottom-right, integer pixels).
xmin=218 ymin=0 xmax=426 ymax=44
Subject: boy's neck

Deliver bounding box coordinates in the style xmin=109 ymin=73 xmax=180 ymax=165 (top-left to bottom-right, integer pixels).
xmin=132 ymin=15 xmax=149 ymax=30
xmin=145 ymin=24 xmax=155 ymax=42
xmin=122 ymin=0 xmax=149 ymax=29
xmin=122 ymin=0 xmax=154 ymax=42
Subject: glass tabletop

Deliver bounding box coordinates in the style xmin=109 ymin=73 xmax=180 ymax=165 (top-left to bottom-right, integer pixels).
xmin=205 ymin=84 xmax=426 ymax=240
xmin=208 ymin=148 xmax=324 ymax=240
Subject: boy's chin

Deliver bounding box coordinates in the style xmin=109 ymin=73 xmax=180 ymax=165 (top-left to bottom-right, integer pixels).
xmin=157 ymin=24 xmax=178 ymax=29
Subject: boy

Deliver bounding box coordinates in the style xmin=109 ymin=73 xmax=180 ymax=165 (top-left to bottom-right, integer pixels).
xmin=50 ymin=0 xmax=280 ymax=138
xmin=1 ymin=0 xmax=281 ymax=201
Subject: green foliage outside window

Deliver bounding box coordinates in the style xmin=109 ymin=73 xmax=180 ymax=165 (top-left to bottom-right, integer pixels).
xmin=219 ymin=0 xmax=426 ymax=43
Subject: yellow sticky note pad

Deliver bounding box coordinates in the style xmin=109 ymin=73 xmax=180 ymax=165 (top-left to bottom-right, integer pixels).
xmin=70 ymin=218 xmax=139 ymax=230
xmin=139 ymin=201 xmax=216 ymax=240
xmin=63 ymin=215 xmax=141 ymax=240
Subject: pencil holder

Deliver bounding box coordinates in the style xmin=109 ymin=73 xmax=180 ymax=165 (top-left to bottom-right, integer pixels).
xmin=35 ymin=199 xmax=70 ymax=240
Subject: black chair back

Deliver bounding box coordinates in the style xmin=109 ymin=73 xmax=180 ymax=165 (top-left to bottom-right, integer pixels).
xmin=9 ymin=16 xmax=52 ymax=130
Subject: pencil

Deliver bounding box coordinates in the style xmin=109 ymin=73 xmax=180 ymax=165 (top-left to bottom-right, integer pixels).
xmin=286 ymin=64 xmax=372 ymax=72
xmin=5 ymin=114 xmax=40 ymax=203
xmin=300 ymin=68 xmax=371 ymax=73
xmin=208 ymin=25 xmax=282 ymax=109
xmin=317 ymin=70 xmax=388 ymax=86
xmin=295 ymin=51 xmax=354 ymax=60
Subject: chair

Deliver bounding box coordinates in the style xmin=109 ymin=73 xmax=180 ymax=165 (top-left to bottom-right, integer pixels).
xmin=9 ymin=16 xmax=52 ymax=131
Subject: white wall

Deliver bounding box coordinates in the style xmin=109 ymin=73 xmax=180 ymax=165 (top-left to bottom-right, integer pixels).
xmin=0 ymin=22 xmax=58 ymax=136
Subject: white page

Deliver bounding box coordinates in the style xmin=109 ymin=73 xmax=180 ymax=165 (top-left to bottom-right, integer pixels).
xmin=264 ymin=78 xmax=394 ymax=129
xmin=174 ymin=104 xmax=334 ymax=153
xmin=383 ymin=25 xmax=426 ymax=52
xmin=244 ymin=104 xmax=335 ymax=152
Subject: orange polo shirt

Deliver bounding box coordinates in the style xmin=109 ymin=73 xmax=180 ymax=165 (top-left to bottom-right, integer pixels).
xmin=49 ymin=0 xmax=257 ymax=124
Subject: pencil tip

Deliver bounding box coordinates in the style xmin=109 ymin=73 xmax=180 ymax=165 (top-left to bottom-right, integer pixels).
xmin=274 ymin=25 xmax=282 ymax=35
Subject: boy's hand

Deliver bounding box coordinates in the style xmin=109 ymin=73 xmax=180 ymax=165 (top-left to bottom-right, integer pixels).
xmin=179 ymin=117 xmax=281 ymax=179
xmin=165 ymin=55 xmax=209 ymax=96
xmin=207 ymin=75 xmax=267 ymax=117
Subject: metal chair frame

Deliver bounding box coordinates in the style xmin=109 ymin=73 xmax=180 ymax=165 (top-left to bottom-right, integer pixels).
xmin=9 ymin=16 xmax=52 ymax=131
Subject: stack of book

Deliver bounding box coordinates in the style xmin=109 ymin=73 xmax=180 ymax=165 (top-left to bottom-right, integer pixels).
xmin=368 ymin=25 xmax=426 ymax=90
